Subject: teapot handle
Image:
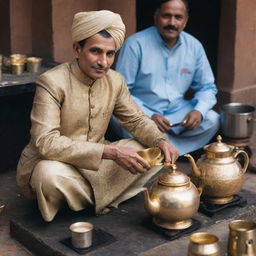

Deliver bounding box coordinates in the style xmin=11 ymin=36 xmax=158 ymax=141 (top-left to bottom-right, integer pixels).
xmin=197 ymin=183 xmax=204 ymax=196
xmin=233 ymin=150 xmax=249 ymax=173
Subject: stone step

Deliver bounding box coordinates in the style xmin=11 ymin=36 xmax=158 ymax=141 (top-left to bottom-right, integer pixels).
xmin=10 ymin=189 xmax=256 ymax=256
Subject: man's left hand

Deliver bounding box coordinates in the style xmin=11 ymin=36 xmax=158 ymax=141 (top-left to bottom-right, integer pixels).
xmin=182 ymin=110 xmax=202 ymax=130
xmin=156 ymin=140 xmax=179 ymax=164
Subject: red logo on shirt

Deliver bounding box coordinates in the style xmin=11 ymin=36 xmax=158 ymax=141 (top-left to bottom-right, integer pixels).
xmin=181 ymin=68 xmax=191 ymax=74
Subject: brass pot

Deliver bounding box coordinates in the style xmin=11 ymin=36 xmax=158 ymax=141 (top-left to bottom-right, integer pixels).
xmin=228 ymin=220 xmax=256 ymax=256
xmin=142 ymin=164 xmax=202 ymax=230
xmin=185 ymin=135 xmax=249 ymax=204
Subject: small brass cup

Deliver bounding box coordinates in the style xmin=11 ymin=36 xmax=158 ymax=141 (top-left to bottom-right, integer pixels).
xmin=137 ymin=147 xmax=164 ymax=166
xmin=11 ymin=62 xmax=24 ymax=75
xmin=188 ymin=232 xmax=220 ymax=256
xmin=70 ymin=222 xmax=93 ymax=248
xmin=10 ymin=54 xmax=27 ymax=64
xmin=26 ymin=57 xmax=42 ymax=73
xmin=0 ymin=204 xmax=5 ymax=214
xmin=228 ymin=220 xmax=256 ymax=256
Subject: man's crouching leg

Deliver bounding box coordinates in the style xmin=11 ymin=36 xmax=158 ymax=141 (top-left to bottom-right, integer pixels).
xmin=30 ymin=160 xmax=94 ymax=222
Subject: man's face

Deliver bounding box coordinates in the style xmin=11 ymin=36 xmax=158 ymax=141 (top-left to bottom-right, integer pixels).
xmin=154 ymin=0 xmax=188 ymax=46
xmin=74 ymin=34 xmax=116 ymax=80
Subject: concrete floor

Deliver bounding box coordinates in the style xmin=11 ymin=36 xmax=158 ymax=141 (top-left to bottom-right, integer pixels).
xmin=1 ymin=131 xmax=256 ymax=256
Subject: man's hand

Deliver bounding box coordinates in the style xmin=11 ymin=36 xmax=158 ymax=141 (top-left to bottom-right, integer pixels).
xmin=103 ymin=145 xmax=151 ymax=174
xmin=182 ymin=110 xmax=202 ymax=130
xmin=156 ymin=140 xmax=179 ymax=164
xmin=151 ymin=114 xmax=170 ymax=133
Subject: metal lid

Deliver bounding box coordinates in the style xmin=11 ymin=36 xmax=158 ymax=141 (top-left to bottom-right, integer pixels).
xmin=158 ymin=164 xmax=190 ymax=186
xmin=204 ymin=135 xmax=233 ymax=153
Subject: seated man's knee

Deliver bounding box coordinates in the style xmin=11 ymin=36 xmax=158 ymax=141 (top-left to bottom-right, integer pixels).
xmin=206 ymin=110 xmax=220 ymax=132
xmin=30 ymin=160 xmax=65 ymax=191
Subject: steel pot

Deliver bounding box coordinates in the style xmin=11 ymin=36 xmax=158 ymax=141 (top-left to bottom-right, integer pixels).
xmin=220 ymin=102 xmax=255 ymax=139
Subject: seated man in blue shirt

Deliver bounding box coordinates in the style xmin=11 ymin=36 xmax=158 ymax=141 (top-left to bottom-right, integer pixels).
xmin=111 ymin=0 xmax=220 ymax=155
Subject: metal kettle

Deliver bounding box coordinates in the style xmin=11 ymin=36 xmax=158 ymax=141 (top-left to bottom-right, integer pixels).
xmin=142 ymin=164 xmax=202 ymax=230
xmin=185 ymin=135 xmax=249 ymax=204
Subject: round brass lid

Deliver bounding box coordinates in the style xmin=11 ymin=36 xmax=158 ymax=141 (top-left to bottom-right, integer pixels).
xmin=158 ymin=164 xmax=190 ymax=186
xmin=204 ymin=135 xmax=233 ymax=153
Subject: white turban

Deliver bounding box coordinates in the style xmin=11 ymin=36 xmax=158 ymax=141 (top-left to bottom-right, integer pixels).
xmin=71 ymin=10 xmax=126 ymax=50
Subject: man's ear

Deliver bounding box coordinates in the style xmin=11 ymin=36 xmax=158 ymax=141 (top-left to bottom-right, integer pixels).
xmin=73 ymin=42 xmax=81 ymax=58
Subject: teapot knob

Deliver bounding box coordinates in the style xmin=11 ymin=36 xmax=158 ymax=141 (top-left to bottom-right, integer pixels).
xmin=163 ymin=163 xmax=176 ymax=170
xmin=216 ymin=135 xmax=222 ymax=144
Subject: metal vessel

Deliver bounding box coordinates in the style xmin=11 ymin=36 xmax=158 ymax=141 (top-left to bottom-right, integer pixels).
xmin=185 ymin=135 xmax=249 ymax=204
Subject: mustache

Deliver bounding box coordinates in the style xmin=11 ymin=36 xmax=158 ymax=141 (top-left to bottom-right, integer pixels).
xmin=91 ymin=64 xmax=108 ymax=71
xmin=163 ymin=25 xmax=178 ymax=31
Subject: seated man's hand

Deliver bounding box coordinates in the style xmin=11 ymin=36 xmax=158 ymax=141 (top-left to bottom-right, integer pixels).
xmin=156 ymin=140 xmax=179 ymax=164
xmin=151 ymin=114 xmax=170 ymax=133
xmin=103 ymin=145 xmax=151 ymax=174
xmin=182 ymin=110 xmax=202 ymax=130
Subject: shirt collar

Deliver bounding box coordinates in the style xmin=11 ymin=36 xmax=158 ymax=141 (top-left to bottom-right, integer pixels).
xmin=70 ymin=59 xmax=95 ymax=86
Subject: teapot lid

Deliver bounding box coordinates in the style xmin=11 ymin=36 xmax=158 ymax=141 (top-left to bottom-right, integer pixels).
xmin=158 ymin=164 xmax=190 ymax=186
xmin=204 ymin=135 xmax=233 ymax=153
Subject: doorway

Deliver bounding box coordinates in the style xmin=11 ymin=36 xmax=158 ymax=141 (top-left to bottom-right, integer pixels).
xmin=136 ymin=0 xmax=221 ymax=76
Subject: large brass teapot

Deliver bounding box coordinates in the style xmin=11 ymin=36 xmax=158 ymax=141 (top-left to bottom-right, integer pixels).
xmin=142 ymin=163 xmax=202 ymax=230
xmin=185 ymin=135 xmax=249 ymax=204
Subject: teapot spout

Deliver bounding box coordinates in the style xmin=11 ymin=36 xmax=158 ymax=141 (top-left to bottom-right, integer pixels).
xmin=184 ymin=154 xmax=201 ymax=177
xmin=141 ymin=187 xmax=160 ymax=216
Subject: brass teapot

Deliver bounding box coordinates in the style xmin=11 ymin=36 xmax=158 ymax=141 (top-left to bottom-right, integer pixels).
xmin=142 ymin=164 xmax=202 ymax=230
xmin=185 ymin=135 xmax=249 ymax=204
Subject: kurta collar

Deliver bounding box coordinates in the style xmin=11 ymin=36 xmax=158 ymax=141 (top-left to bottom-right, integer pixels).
xmin=70 ymin=59 xmax=95 ymax=86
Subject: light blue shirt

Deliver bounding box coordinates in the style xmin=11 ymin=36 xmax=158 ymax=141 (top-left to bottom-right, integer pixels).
xmin=115 ymin=26 xmax=217 ymax=126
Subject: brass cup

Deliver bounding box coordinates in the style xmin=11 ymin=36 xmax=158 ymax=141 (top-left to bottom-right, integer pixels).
xmin=10 ymin=54 xmax=27 ymax=65
xmin=188 ymin=232 xmax=220 ymax=256
xmin=0 ymin=204 xmax=5 ymax=214
xmin=11 ymin=62 xmax=24 ymax=75
xmin=26 ymin=57 xmax=42 ymax=73
xmin=228 ymin=220 xmax=256 ymax=256
xmin=69 ymin=222 xmax=93 ymax=248
xmin=137 ymin=147 xmax=164 ymax=166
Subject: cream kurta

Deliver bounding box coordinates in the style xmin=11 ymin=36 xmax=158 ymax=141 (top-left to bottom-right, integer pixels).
xmin=17 ymin=60 xmax=166 ymax=214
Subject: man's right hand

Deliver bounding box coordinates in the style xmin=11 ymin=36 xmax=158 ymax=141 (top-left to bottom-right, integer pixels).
xmin=151 ymin=114 xmax=170 ymax=133
xmin=103 ymin=145 xmax=151 ymax=174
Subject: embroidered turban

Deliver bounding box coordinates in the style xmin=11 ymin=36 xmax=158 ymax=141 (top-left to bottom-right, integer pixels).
xmin=71 ymin=10 xmax=126 ymax=50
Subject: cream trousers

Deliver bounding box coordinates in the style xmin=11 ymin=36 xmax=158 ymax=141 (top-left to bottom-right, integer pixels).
xmin=30 ymin=160 xmax=162 ymax=222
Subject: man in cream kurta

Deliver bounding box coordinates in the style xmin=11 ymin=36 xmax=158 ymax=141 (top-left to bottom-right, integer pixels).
xmin=17 ymin=10 xmax=179 ymax=222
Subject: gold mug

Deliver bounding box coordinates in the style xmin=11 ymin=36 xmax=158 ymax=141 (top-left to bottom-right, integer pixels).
xmin=228 ymin=220 xmax=256 ymax=256
xmin=188 ymin=232 xmax=220 ymax=256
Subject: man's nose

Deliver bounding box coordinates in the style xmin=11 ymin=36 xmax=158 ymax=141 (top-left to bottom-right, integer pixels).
xmin=168 ymin=16 xmax=176 ymax=26
xmin=98 ymin=54 xmax=107 ymax=67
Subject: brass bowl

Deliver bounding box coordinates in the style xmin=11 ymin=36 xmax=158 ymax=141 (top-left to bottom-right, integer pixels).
xmin=188 ymin=232 xmax=220 ymax=256
xmin=137 ymin=147 xmax=163 ymax=166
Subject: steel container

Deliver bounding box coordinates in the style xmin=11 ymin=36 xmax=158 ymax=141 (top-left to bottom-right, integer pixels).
xmin=220 ymin=103 xmax=255 ymax=139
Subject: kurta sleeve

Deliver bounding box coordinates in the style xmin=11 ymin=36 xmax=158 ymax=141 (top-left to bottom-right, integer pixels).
xmin=113 ymin=76 xmax=166 ymax=147
xmin=30 ymin=76 xmax=104 ymax=171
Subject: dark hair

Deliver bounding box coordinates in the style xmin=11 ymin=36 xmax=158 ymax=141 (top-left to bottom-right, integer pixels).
xmin=154 ymin=0 xmax=189 ymax=16
xmin=78 ymin=29 xmax=112 ymax=48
